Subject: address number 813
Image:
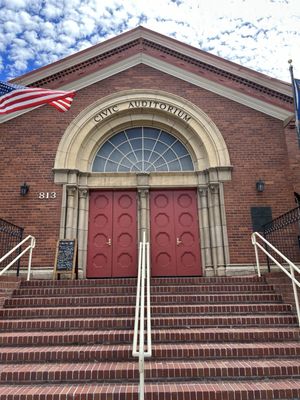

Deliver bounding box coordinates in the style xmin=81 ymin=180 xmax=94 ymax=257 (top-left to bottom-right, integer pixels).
xmin=38 ymin=192 xmax=57 ymax=199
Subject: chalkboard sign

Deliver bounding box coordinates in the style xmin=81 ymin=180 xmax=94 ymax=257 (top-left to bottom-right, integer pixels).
xmin=53 ymin=239 xmax=77 ymax=280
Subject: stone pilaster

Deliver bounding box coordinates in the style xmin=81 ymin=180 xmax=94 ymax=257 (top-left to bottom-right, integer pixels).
xmin=209 ymin=184 xmax=225 ymax=276
xmin=198 ymin=187 xmax=213 ymax=276
xmin=78 ymin=189 xmax=88 ymax=279
xmin=138 ymin=188 xmax=149 ymax=242
xmin=65 ymin=186 xmax=78 ymax=240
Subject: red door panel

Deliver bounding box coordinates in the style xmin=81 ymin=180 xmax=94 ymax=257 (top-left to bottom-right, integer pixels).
xmin=150 ymin=191 xmax=177 ymax=276
xmin=150 ymin=189 xmax=202 ymax=277
xmin=174 ymin=190 xmax=202 ymax=276
xmin=113 ymin=191 xmax=137 ymax=277
xmin=87 ymin=191 xmax=113 ymax=278
xmin=87 ymin=190 xmax=137 ymax=278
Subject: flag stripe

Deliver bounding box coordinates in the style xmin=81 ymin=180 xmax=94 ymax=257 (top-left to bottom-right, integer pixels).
xmin=0 ymin=90 xmax=75 ymax=108
xmin=0 ymin=88 xmax=72 ymax=104
xmin=0 ymin=94 xmax=74 ymax=114
xmin=50 ymin=100 xmax=71 ymax=112
xmin=0 ymin=81 xmax=75 ymax=114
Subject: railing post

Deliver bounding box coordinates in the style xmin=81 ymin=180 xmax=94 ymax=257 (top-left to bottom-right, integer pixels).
xmin=146 ymin=241 xmax=152 ymax=356
xmin=133 ymin=230 xmax=151 ymax=400
xmin=26 ymin=237 xmax=35 ymax=281
xmin=263 ymin=229 xmax=271 ymax=273
xmin=252 ymin=234 xmax=261 ymax=277
xmin=16 ymin=227 xmax=24 ymax=277
xmin=139 ymin=232 xmax=146 ymax=399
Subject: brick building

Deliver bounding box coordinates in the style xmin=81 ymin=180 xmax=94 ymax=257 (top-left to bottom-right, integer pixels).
xmin=0 ymin=26 xmax=298 ymax=279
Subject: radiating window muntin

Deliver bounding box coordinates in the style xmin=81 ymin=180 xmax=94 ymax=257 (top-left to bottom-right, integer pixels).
xmin=92 ymin=127 xmax=194 ymax=173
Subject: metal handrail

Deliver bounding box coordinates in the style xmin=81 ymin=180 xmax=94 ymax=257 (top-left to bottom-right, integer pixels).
xmin=132 ymin=231 xmax=152 ymax=400
xmin=0 ymin=235 xmax=36 ymax=281
xmin=251 ymin=231 xmax=300 ymax=326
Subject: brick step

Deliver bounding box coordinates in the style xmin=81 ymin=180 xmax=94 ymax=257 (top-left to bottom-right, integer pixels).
xmin=0 ymin=277 xmax=20 ymax=286
xmin=1 ymin=327 xmax=299 ymax=347
xmin=0 ymin=289 xmax=11 ymax=295
xmin=0 ymin=302 xmax=291 ymax=320
xmin=19 ymin=275 xmax=264 ymax=288
xmin=0 ymin=314 xmax=297 ymax=332
xmin=3 ymin=293 xmax=282 ymax=308
xmin=2 ymin=358 xmax=300 ymax=384
xmin=0 ymin=282 xmax=19 ymax=291
xmin=2 ymin=341 xmax=300 ymax=363
xmin=1 ymin=379 xmax=300 ymax=400
xmin=12 ymin=284 xmax=275 ymax=298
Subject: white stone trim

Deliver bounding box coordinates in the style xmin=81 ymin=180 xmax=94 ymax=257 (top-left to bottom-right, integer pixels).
xmin=1 ymin=53 xmax=292 ymax=124
xmin=15 ymin=28 xmax=291 ymax=96
xmin=54 ymin=89 xmax=231 ymax=174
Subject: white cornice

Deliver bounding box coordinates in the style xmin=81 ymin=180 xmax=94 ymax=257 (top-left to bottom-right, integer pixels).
xmin=14 ymin=30 xmax=144 ymax=86
xmin=15 ymin=28 xmax=292 ymax=97
xmin=0 ymin=53 xmax=292 ymax=124
xmin=140 ymin=30 xmax=292 ymax=96
xmin=141 ymin=55 xmax=292 ymax=121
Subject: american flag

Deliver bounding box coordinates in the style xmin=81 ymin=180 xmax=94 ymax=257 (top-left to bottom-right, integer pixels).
xmin=293 ymin=78 xmax=300 ymax=124
xmin=0 ymin=81 xmax=76 ymax=114
xmin=292 ymin=77 xmax=300 ymax=145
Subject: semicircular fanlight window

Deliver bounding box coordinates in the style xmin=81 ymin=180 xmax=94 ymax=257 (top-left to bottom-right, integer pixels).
xmin=92 ymin=127 xmax=194 ymax=172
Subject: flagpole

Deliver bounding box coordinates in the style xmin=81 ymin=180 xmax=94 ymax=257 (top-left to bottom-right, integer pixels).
xmin=288 ymin=59 xmax=300 ymax=146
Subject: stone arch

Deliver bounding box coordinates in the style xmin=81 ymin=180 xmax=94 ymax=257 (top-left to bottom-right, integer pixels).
xmin=54 ymin=89 xmax=231 ymax=173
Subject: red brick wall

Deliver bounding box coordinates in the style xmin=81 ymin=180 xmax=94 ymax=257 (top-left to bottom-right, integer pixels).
xmin=0 ymin=64 xmax=297 ymax=268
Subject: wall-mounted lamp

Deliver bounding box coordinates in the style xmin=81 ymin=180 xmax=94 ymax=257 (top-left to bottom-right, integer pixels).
xmin=256 ymin=179 xmax=265 ymax=193
xmin=20 ymin=182 xmax=30 ymax=196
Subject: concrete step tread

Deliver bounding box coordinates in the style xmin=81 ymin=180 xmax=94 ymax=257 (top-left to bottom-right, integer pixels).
xmin=0 ymin=303 xmax=292 ymax=319
xmin=3 ymin=357 xmax=300 ymax=369
xmin=4 ymin=293 xmax=282 ymax=308
xmin=1 ymin=341 xmax=300 ymax=362
xmin=14 ymin=283 xmax=273 ymax=298
xmin=2 ymin=326 xmax=299 ymax=336
xmin=19 ymin=275 xmax=264 ymax=287
xmin=0 ymin=314 xmax=297 ymax=332
xmin=2 ymin=358 xmax=300 ymax=384
xmin=2 ymin=341 xmax=300 ymax=350
xmin=0 ymin=313 xmax=296 ymax=322
xmin=1 ymin=379 xmax=300 ymax=400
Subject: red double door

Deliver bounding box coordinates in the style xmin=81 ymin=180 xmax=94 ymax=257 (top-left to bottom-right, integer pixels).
xmin=87 ymin=189 xmax=202 ymax=278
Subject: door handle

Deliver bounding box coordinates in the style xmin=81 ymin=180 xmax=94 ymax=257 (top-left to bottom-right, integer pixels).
xmin=106 ymin=238 xmax=112 ymax=246
xmin=176 ymin=237 xmax=182 ymax=246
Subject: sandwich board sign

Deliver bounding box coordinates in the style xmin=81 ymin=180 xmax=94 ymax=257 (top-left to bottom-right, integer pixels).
xmin=53 ymin=239 xmax=77 ymax=279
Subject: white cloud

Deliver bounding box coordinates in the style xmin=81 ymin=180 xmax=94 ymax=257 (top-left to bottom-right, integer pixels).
xmin=41 ymin=4 xmax=63 ymax=20
xmin=1 ymin=0 xmax=28 ymax=10
xmin=0 ymin=0 xmax=299 ymax=82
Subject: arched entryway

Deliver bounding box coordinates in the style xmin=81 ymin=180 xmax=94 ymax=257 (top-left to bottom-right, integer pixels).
xmin=53 ymin=89 xmax=232 ymax=278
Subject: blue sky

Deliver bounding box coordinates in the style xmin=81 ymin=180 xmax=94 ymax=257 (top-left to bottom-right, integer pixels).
xmin=0 ymin=0 xmax=299 ymax=83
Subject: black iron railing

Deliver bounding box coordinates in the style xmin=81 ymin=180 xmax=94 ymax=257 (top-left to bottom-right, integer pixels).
xmin=0 ymin=218 xmax=24 ymax=276
xmin=263 ymin=206 xmax=300 ymax=270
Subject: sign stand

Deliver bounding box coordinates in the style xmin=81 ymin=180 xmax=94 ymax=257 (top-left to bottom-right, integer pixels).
xmin=53 ymin=239 xmax=77 ymax=280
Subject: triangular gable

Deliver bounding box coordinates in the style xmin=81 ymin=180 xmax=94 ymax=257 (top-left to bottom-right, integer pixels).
xmin=1 ymin=26 xmax=293 ymax=123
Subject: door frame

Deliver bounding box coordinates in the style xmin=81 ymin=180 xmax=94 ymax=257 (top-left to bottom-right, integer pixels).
xmin=63 ymin=178 xmax=229 ymax=278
